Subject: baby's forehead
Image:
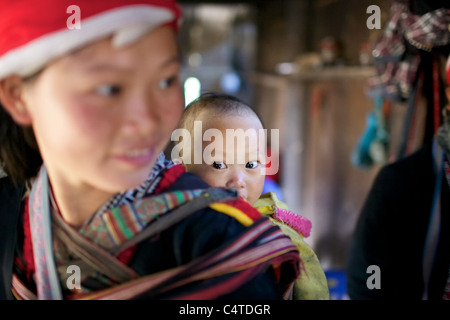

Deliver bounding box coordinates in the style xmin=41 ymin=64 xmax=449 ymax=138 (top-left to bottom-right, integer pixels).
xmin=201 ymin=115 xmax=266 ymax=154
xmin=199 ymin=110 xmax=263 ymax=130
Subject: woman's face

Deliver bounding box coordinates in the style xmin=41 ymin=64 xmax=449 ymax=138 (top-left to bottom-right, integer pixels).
xmin=22 ymin=26 xmax=183 ymax=193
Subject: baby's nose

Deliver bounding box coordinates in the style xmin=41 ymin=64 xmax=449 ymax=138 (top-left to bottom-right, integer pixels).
xmin=226 ymin=173 xmax=245 ymax=189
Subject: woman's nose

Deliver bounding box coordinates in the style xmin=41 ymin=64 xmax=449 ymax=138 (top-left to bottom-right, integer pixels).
xmin=123 ymin=94 xmax=161 ymax=133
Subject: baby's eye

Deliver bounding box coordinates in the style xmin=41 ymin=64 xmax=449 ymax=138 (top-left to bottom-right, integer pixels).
xmin=212 ymin=161 xmax=227 ymax=170
xmin=96 ymin=84 xmax=121 ymax=96
xmin=158 ymin=75 xmax=178 ymax=89
xmin=246 ymin=160 xmax=260 ymax=169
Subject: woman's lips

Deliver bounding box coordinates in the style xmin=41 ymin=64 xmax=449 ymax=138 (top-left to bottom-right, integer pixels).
xmin=112 ymin=148 xmax=155 ymax=167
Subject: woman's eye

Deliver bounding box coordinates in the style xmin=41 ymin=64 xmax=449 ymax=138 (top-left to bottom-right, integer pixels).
xmin=96 ymin=84 xmax=121 ymax=96
xmin=246 ymin=160 xmax=259 ymax=169
xmin=159 ymin=76 xmax=178 ymax=89
xmin=212 ymin=161 xmax=227 ymax=170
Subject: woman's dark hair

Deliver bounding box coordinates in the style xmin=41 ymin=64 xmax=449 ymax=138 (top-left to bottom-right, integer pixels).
xmin=0 ymin=104 xmax=42 ymax=184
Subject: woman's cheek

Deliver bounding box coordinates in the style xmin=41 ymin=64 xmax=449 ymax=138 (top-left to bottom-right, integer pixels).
xmin=166 ymin=87 xmax=184 ymax=117
xmin=66 ymin=95 xmax=119 ymax=141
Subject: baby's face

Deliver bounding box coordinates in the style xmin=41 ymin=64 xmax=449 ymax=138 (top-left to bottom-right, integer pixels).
xmin=186 ymin=114 xmax=266 ymax=206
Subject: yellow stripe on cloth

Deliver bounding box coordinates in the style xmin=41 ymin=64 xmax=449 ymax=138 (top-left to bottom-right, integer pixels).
xmin=209 ymin=203 xmax=254 ymax=227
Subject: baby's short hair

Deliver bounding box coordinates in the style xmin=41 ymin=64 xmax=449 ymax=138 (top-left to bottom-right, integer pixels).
xmin=178 ymin=92 xmax=263 ymax=134
xmin=172 ymin=92 xmax=265 ymax=164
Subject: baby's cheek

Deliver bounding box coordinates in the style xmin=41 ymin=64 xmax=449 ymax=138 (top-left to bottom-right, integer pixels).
xmin=252 ymin=175 xmax=266 ymax=202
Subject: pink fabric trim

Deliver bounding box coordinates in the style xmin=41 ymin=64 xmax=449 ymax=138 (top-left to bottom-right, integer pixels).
xmin=272 ymin=208 xmax=312 ymax=238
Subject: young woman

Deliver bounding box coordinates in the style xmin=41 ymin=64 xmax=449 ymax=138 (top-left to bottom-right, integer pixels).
xmin=0 ymin=0 xmax=300 ymax=300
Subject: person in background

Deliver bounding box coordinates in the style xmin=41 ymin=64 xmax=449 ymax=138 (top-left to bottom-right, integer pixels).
xmin=172 ymin=92 xmax=329 ymax=300
xmin=347 ymin=55 xmax=450 ymax=300
xmin=0 ymin=0 xmax=301 ymax=300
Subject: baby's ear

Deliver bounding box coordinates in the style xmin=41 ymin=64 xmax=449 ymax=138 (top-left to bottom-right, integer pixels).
xmin=0 ymin=76 xmax=33 ymax=125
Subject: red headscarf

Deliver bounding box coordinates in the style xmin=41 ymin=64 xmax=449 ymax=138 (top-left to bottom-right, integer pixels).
xmin=0 ymin=0 xmax=182 ymax=79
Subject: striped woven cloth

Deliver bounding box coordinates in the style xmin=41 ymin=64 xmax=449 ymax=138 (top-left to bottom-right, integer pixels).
xmin=13 ymin=163 xmax=300 ymax=299
xmin=12 ymin=215 xmax=299 ymax=300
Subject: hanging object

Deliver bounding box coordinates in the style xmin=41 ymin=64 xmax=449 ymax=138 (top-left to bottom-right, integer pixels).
xmin=353 ymin=0 xmax=450 ymax=166
xmin=351 ymin=96 xmax=389 ymax=169
xmin=368 ymin=1 xmax=450 ymax=102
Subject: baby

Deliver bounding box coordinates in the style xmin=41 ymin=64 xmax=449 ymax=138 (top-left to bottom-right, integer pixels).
xmin=172 ymin=92 xmax=329 ymax=300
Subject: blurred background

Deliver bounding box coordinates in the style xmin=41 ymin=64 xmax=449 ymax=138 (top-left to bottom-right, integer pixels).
xmin=175 ymin=0 xmax=450 ymax=299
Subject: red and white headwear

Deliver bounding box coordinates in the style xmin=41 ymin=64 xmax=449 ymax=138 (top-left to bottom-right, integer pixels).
xmin=0 ymin=0 xmax=182 ymax=79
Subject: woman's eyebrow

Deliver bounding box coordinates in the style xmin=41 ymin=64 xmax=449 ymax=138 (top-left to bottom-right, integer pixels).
xmin=84 ymin=63 xmax=133 ymax=74
xmin=83 ymin=55 xmax=180 ymax=74
xmin=159 ymin=55 xmax=181 ymax=69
